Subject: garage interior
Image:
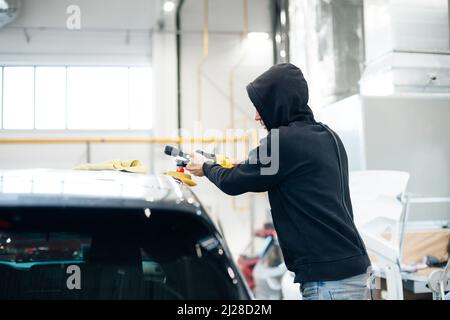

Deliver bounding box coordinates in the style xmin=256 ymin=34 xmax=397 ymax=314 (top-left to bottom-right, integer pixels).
xmin=0 ymin=0 xmax=449 ymax=300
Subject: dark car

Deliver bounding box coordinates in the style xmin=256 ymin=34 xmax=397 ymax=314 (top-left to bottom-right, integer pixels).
xmin=0 ymin=169 xmax=252 ymax=300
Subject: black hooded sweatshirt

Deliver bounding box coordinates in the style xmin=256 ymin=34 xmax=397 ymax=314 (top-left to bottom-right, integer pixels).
xmin=203 ymin=63 xmax=371 ymax=283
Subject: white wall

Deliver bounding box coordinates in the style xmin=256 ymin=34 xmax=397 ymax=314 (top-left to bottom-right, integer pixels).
xmin=176 ymin=0 xmax=274 ymax=257
xmin=180 ymin=0 xmax=273 ymax=132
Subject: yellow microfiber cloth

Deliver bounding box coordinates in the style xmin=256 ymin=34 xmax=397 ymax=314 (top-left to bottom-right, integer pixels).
xmin=164 ymin=171 xmax=197 ymax=186
xmin=75 ymin=159 xmax=148 ymax=174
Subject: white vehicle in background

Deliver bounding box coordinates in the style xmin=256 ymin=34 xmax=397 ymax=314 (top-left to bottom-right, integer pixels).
xmin=281 ymin=271 xmax=301 ymax=300
xmin=349 ymin=170 xmax=449 ymax=300
xmin=237 ymin=225 xmax=301 ymax=300
xmin=246 ymin=232 xmax=301 ymax=300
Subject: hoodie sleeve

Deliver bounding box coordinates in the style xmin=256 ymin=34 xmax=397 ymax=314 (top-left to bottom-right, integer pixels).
xmin=202 ymin=134 xmax=285 ymax=196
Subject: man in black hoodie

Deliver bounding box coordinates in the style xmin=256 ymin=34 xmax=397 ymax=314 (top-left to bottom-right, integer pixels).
xmin=187 ymin=63 xmax=371 ymax=300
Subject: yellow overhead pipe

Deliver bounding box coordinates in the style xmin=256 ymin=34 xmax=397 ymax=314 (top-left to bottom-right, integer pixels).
xmin=197 ymin=0 xmax=209 ymax=124
xmin=0 ymin=137 xmax=245 ymax=144
xmin=243 ymin=0 xmax=249 ymax=39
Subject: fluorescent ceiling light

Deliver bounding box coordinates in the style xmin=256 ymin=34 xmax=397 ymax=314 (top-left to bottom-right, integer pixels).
xmin=275 ymin=33 xmax=281 ymax=43
xmin=0 ymin=0 xmax=9 ymax=10
xmin=247 ymin=32 xmax=269 ymax=41
xmin=163 ymin=1 xmax=175 ymax=13
xmin=245 ymin=32 xmax=271 ymax=59
xmin=280 ymin=10 xmax=286 ymax=25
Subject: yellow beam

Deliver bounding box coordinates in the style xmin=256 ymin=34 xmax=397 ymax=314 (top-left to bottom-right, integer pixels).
xmin=0 ymin=137 xmax=246 ymax=144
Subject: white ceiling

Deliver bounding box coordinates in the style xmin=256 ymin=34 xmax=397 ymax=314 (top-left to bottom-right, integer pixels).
xmin=11 ymin=0 xmax=162 ymax=30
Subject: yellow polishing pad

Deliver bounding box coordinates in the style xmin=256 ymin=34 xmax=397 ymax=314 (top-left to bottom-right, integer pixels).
xmin=215 ymin=154 xmax=234 ymax=168
xmin=165 ymin=171 xmax=197 ymax=187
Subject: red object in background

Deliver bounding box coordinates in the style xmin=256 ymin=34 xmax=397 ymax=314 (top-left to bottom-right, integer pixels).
xmin=237 ymin=225 xmax=276 ymax=291
xmin=177 ymin=167 xmax=185 ymax=173
xmin=237 ymin=255 xmax=259 ymax=291
xmin=254 ymin=228 xmax=276 ymax=238
xmin=0 ymin=219 xmax=12 ymax=229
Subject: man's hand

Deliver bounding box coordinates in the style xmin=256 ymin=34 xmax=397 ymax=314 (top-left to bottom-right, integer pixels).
xmin=186 ymin=153 xmax=205 ymax=177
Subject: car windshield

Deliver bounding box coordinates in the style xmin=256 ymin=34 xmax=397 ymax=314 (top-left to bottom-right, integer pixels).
xmin=0 ymin=207 xmax=243 ymax=300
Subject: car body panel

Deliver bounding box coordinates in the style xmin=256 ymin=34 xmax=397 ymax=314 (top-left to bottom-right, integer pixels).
xmin=0 ymin=169 xmax=252 ymax=300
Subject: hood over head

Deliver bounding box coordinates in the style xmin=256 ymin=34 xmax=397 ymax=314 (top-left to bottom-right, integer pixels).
xmin=246 ymin=63 xmax=314 ymax=130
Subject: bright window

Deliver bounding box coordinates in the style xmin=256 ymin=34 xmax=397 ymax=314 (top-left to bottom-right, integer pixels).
xmin=67 ymin=67 xmax=129 ymax=130
xmin=3 ymin=67 xmax=34 ymax=129
xmin=129 ymin=67 xmax=153 ymax=129
xmin=0 ymin=68 xmax=2 ymax=127
xmin=35 ymin=67 xmax=67 ymax=129
xmin=0 ymin=66 xmax=153 ymax=130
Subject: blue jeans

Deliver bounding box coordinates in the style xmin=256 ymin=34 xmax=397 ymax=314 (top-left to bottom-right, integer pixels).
xmin=300 ymin=273 xmax=370 ymax=300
